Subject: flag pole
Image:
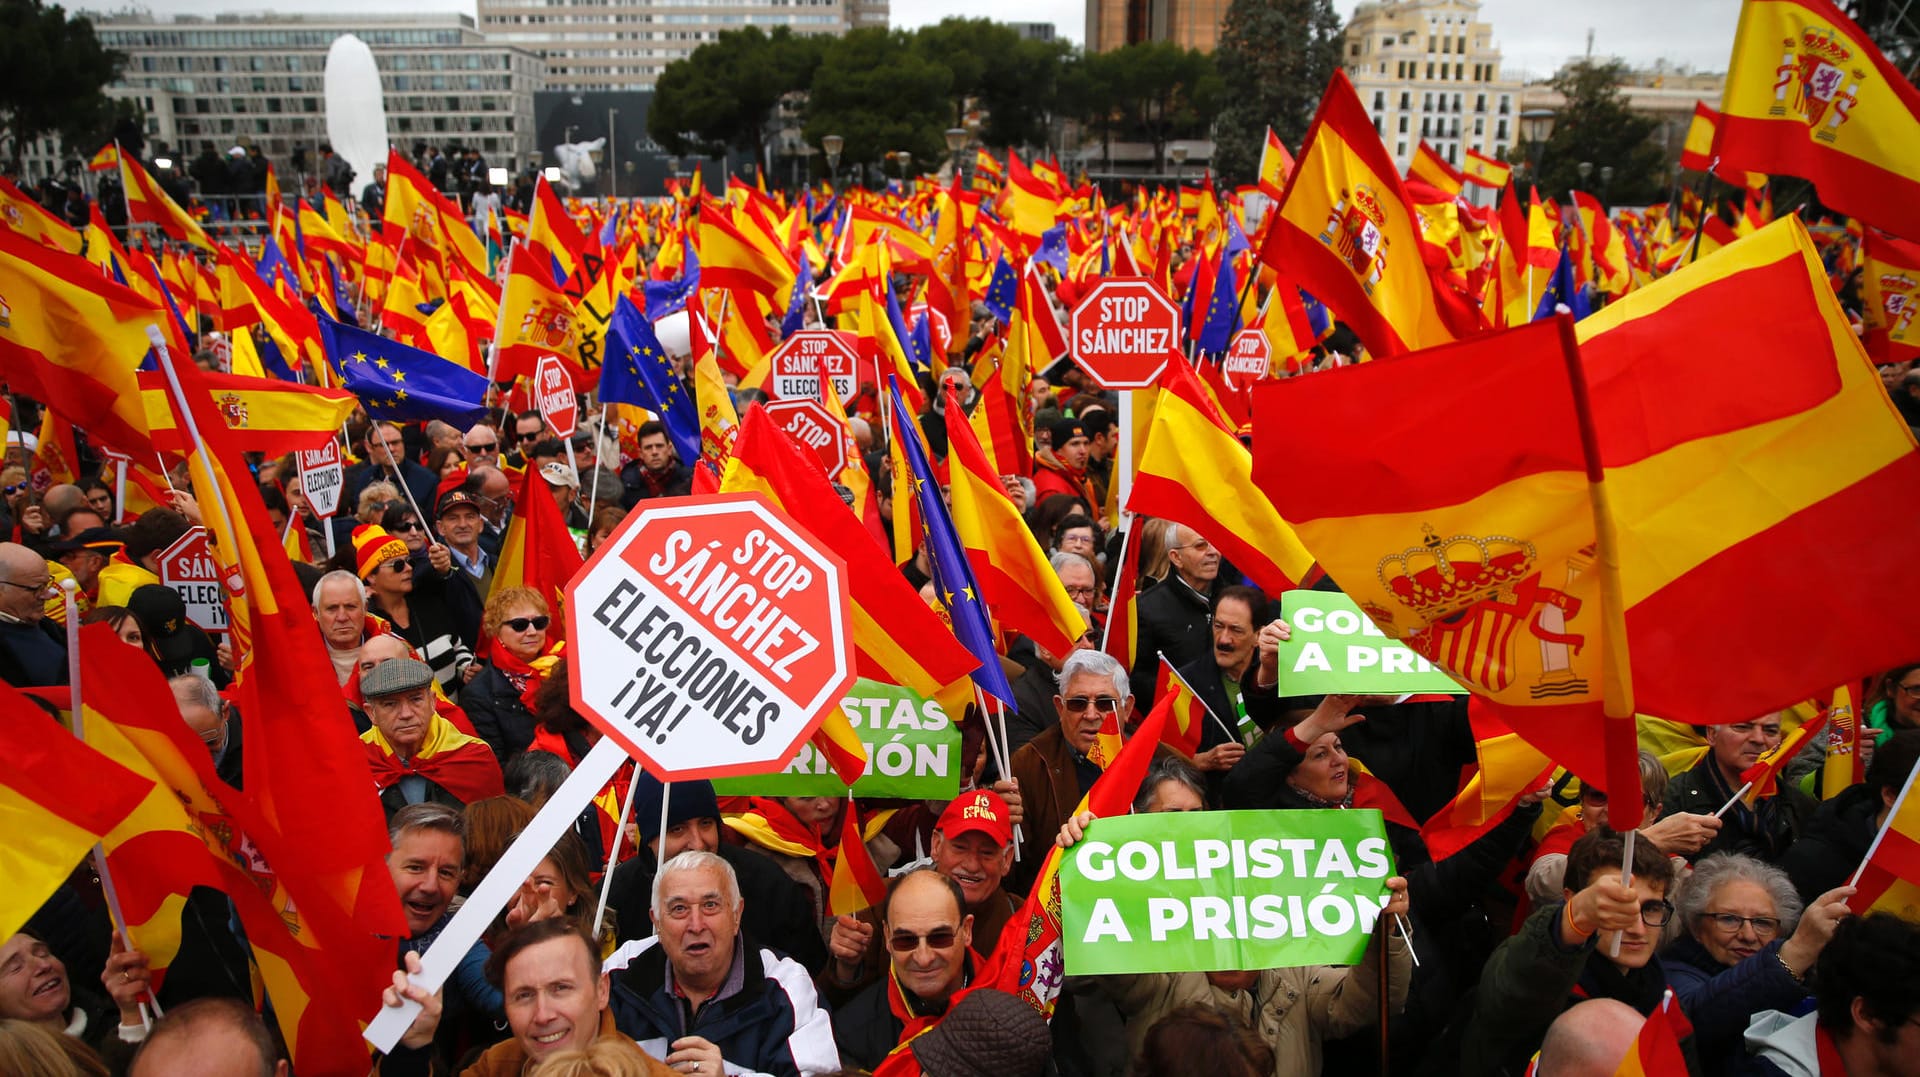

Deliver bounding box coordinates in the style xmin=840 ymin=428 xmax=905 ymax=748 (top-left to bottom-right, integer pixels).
xmin=592 ymin=764 xmax=642 ymax=939
xmin=1713 ymin=782 xmax=1754 ymax=819
xmin=658 ymin=781 xmax=674 ymax=870
xmin=1848 ymin=759 xmax=1920 ymax=888
xmin=60 ymin=579 xmax=162 ymax=1023
xmin=1160 ymin=649 xmax=1242 ymax=745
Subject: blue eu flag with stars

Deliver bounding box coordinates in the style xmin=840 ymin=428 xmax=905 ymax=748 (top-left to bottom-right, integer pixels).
xmin=602 ymin=294 xmax=703 ymax=466
xmin=981 ymin=256 xmax=1018 ymax=323
xmin=320 ymin=314 xmax=489 ymax=426
xmin=887 ymin=378 xmax=1016 ymax=706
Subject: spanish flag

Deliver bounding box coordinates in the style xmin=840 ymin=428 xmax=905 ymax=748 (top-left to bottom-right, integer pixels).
xmin=1862 ymin=230 xmax=1920 ymax=364
xmin=1461 ymin=148 xmax=1512 ymax=188
xmin=1257 ymin=126 xmax=1295 ymax=200
xmin=0 ymin=228 xmax=157 ymax=459
xmin=1256 ymin=218 xmax=1920 ymax=821
xmin=139 ymin=370 xmax=357 ymax=457
xmin=1001 ymin=149 xmax=1062 ymax=241
xmin=492 ymin=458 xmax=586 ymax=640
xmin=1263 ymin=71 xmax=1478 ymax=357
xmin=1130 ymin=360 xmax=1316 ymax=598
xmin=1153 ymin=657 xmax=1217 ymax=758
xmin=1409 ymin=140 xmax=1465 ymax=198
xmin=1681 ymin=102 xmax=1720 ymax=172
xmin=529 ymin=174 xmax=589 ymax=288
xmin=943 ymin=389 xmax=1088 ymax=657
xmin=381 ymin=148 xmax=488 ymax=280
xmin=363 ymin=714 xmax=505 ymax=804
xmin=1822 ymin=685 xmax=1864 ymax=796
xmin=1852 ymin=759 xmax=1920 ymax=917
xmin=117 ymin=150 xmax=213 ymax=252
xmin=0 ymin=176 xmax=82 ymax=254
xmin=1741 ymin=714 xmax=1827 ymax=807
xmin=86 ymin=142 xmax=120 ymax=172
xmin=495 ymin=242 xmax=587 ymax=383
xmin=1611 ymin=992 xmax=1692 ymax=1077
xmin=827 ymin=796 xmax=888 ymax=917
xmin=1714 ymin=0 xmax=1920 ymax=241
xmin=0 ymin=681 xmax=150 ymax=942
xmin=1420 ymin=709 xmax=1555 ymax=861
xmin=699 ymin=206 xmax=797 ymax=301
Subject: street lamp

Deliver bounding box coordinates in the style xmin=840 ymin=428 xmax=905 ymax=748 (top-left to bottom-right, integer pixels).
xmin=822 ymin=134 xmax=843 ymax=190
xmin=1169 ymin=144 xmax=1189 ymax=184
xmin=944 ymin=127 xmax=967 ymax=183
xmin=895 ymin=150 xmax=913 ymax=180
xmin=1578 ymin=160 xmax=1593 ymax=187
xmin=1518 ymin=108 xmax=1556 ymax=179
xmin=607 ymin=108 xmax=619 ymax=199
xmin=1599 ymin=164 xmax=1615 ymax=207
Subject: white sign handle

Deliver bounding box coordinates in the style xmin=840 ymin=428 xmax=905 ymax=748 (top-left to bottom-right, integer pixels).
xmin=363 ymin=737 xmax=629 ymax=1053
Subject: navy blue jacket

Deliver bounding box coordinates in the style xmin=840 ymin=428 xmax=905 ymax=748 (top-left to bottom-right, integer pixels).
xmin=606 ymin=934 xmax=839 ymax=1077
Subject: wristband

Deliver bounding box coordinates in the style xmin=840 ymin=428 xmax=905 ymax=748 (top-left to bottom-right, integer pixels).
xmin=1562 ymin=900 xmax=1592 ymax=941
xmin=1776 ymin=951 xmax=1807 ymax=984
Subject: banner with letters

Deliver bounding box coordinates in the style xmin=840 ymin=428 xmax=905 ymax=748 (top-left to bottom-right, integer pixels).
xmin=1059 ymin=809 xmax=1395 ymax=974
xmin=1277 ymin=590 xmax=1467 ymax=695
xmin=710 ymin=678 xmax=960 ymax=799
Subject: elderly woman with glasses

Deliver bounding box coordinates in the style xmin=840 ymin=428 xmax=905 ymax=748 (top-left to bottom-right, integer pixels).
xmin=1663 ymin=854 xmax=1855 ymax=1077
xmin=460 ymin=586 xmax=561 ymax=766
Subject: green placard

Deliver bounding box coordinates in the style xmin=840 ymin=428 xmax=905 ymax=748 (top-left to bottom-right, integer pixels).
xmin=1060 ymin=809 xmax=1395 ymax=975
xmin=1277 ymin=591 xmax=1467 ymax=695
xmin=710 ymin=679 xmax=960 ymax=799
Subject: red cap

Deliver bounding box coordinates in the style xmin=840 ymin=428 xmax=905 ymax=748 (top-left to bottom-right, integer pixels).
xmin=935 ymin=789 xmax=1012 ymax=847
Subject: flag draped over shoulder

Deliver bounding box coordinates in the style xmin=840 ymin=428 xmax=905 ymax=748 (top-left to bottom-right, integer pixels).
xmin=1713 ymin=0 xmax=1920 ymax=240
xmin=1262 ymin=70 xmax=1479 ymax=358
xmin=0 ymin=228 xmax=157 ymax=457
xmin=363 ymin=715 xmax=505 ymax=803
xmin=1130 ymin=361 xmax=1315 ymax=597
xmin=0 ymin=682 xmax=150 ymax=941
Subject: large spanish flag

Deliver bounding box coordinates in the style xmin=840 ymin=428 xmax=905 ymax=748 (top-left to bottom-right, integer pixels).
xmin=699 ymin=206 xmax=797 ymax=301
xmin=0 ymin=682 xmax=151 ymax=942
xmin=943 ymin=389 xmax=1088 ymax=657
xmin=0 ymin=228 xmax=157 ymax=458
xmin=381 ymin=148 xmax=488 ymax=280
xmin=494 ymin=242 xmax=587 ymax=383
xmin=1862 ymin=230 xmax=1920 ymax=364
xmin=1255 ymin=217 xmax=1920 ymax=814
xmin=1261 ymin=71 xmax=1478 ymax=357
xmin=1130 ymin=360 xmax=1316 ymax=598
xmin=140 ymin=370 xmax=357 ymax=457
xmin=118 ymin=152 xmax=213 ymax=252
xmin=1713 ymin=0 xmax=1920 ymax=241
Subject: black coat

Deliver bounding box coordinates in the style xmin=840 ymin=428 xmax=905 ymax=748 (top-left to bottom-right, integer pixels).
xmin=1128 ymin=576 xmax=1213 ymax=710
xmin=1663 ymin=756 xmax=1813 ymax=863
xmin=618 ymin=460 xmax=693 ymax=508
xmin=459 ymin=663 xmax=538 ymax=766
xmin=606 ymin=843 xmax=828 ymax=976
xmin=0 ymin=618 xmax=67 ymax=687
xmin=1230 ymin=690 xmax=1478 ymax=824
xmin=1778 ymin=782 xmax=1882 ymax=903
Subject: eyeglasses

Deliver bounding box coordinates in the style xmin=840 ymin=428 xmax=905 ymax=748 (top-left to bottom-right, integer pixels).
xmin=1697 ymin=912 xmax=1781 ymax=937
xmin=1063 ymin=585 xmax=1096 ymax=602
xmin=1062 ymin=696 xmax=1123 ymax=713
xmin=1898 ymin=683 xmax=1920 ymax=698
xmin=886 ymin=928 xmax=959 ymax=953
xmin=0 ymin=578 xmax=54 ymax=596
xmin=1637 ymin=900 xmax=1675 ymax=927
xmin=502 ymin=616 xmax=550 ymax=632
xmin=392 ymin=521 xmax=425 ymax=533
xmin=1171 ymin=539 xmax=1214 ymax=553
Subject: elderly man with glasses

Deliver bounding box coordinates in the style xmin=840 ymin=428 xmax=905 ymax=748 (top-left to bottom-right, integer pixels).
xmin=345 ymin=421 xmax=438 ymax=522
xmin=0 ymin=541 xmax=65 ymax=686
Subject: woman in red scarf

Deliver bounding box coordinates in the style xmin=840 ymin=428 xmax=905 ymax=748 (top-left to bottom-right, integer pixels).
xmin=458 ymin=586 xmax=562 ymax=766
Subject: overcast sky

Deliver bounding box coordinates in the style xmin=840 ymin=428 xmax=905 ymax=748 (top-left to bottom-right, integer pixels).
xmin=114 ymin=0 xmax=1743 ymax=81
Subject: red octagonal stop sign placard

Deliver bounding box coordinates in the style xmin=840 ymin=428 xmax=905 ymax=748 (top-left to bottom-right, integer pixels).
xmin=566 ymin=492 xmax=853 ymax=780
xmin=534 ymin=354 xmax=578 ymax=438
xmin=1069 ymin=277 xmax=1181 ymax=390
xmin=1223 ymin=329 xmax=1273 ymax=392
xmin=762 ymin=398 xmax=849 ymax=481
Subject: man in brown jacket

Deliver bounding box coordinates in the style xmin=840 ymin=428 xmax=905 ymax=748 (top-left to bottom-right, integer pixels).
xmin=1008 ymin=649 xmax=1146 ymax=894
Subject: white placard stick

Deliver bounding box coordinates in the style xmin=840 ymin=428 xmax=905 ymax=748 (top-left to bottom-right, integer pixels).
xmin=364 ymin=736 xmax=627 ymax=1053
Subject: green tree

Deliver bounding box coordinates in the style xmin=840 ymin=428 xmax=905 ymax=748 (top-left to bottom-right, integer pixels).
xmin=0 ymin=0 xmax=122 ymax=163
xmin=648 ymin=27 xmax=825 ymax=164
xmin=1211 ymin=0 xmax=1343 ymax=184
xmin=804 ymin=29 xmax=953 ymax=183
xmin=1513 ymin=60 xmax=1668 ymax=205
xmin=1071 ymin=42 xmax=1221 ymax=175
xmin=911 ymin=18 xmax=1070 ymax=151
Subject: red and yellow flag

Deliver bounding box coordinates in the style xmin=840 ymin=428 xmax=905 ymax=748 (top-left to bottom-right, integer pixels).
xmin=1130 ymin=361 xmax=1315 ymax=598
xmin=699 ymin=206 xmax=798 ymax=301
xmin=0 ymin=682 xmax=151 ymax=942
xmin=1851 ymin=756 xmax=1920 ymax=916
xmin=86 ymin=143 xmax=120 ymax=173
xmin=1821 ymin=685 xmax=1864 ymax=797
xmin=381 ymin=148 xmax=487 ymax=280
xmin=138 ymin=370 xmax=356 ymax=458
xmin=827 ymin=797 xmax=888 ymax=917
xmin=0 ymin=228 xmax=157 ymax=458
xmin=1741 ymin=714 xmax=1827 ymax=807
xmin=943 ymin=390 xmax=1087 ymax=657
xmin=492 ymin=459 xmax=586 ymax=640
xmin=1714 ymin=0 xmax=1920 ymax=241
xmin=0 ymin=177 xmax=82 ymax=254
xmin=1681 ymin=102 xmax=1720 ymax=172
xmin=1408 ymin=140 xmax=1465 ymax=198
xmin=1262 ymin=71 xmax=1478 ymax=357
xmin=495 ymin=244 xmax=587 ymax=383
xmin=1461 ymin=148 xmax=1512 ymax=188
xmin=1862 ymin=230 xmax=1920 ymax=364
xmin=1153 ymin=657 xmax=1216 ymax=759
xmin=119 ymin=152 xmax=214 ymax=251
xmin=1612 ymin=994 xmax=1692 ymax=1077
xmin=1257 ymin=127 xmax=1296 ymax=201
xmin=1420 ymin=708 xmax=1555 ymax=861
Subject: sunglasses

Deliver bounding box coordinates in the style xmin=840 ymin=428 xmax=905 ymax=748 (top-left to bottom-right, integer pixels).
xmin=886 ymin=928 xmax=958 ymax=953
xmin=465 ymin=442 xmax=499 ymax=453
xmin=392 ymin=521 xmax=424 ymax=533
xmin=502 ymin=616 xmax=550 ymax=632
xmin=1061 ymin=696 xmax=1123 ymax=713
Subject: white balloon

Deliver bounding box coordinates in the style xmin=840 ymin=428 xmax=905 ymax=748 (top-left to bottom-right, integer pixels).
xmin=653 ymin=310 xmax=691 ymax=358
xmin=324 ymin=35 xmax=389 ymax=190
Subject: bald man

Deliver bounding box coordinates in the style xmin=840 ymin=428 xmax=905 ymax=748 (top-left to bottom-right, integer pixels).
xmin=1536 ymin=999 xmax=1646 ymax=1077
xmin=0 ymin=542 xmax=63 ymax=686
xmin=130 ymin=996 xmax=287 ymax=1077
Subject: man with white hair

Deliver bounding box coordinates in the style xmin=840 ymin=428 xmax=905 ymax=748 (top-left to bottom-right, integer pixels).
xmin=1007 ymin=649 xmax=1154 ymax=894
xmin=171 ymin=673 xmax=242 ymax=788
xmin=607 ymin=851 xmax=837 ymax=1077
xmin=312 ymin=569 xmax=375 ymax=688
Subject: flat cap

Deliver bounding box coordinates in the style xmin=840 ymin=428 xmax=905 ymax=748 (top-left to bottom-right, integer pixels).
xmin=361 ymin=657 xmax=434 ymax=699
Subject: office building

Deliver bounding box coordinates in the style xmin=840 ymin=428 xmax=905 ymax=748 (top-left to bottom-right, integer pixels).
xmin=1085 ymin=0 xmax=1229 ymax=53
xmin=1341 ymin=0 xmax=1524 ymax=174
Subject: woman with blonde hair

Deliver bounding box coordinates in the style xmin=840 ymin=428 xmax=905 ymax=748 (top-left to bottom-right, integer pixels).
xmin=0 ymin=1018 xmax=109 ymax=1077
xmin=460 ymin=586 xmax=561 ymax=765
xmin=528 ymin=1036 xmax=662 ymax=1077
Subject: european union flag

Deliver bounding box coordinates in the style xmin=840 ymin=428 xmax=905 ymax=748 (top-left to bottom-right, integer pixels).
xmin=908 ymin=310 xmax=933 ymax=370
xmin=1224 ymin=215 xmax=1252 ymax=258
xmin=1531 ymin=246 xmax=1593 ymax=322
xmin=1195 ymin=253 xmax=1240 ymax=354
xmin=320 ymin=313 xmax=488 ymax=425
xmin=643 ymin=243 xmax=700 ymax=318
xmin=602 ymin=294 xmax=702 ymax=465
xmin=1302 ymin=289 xmax=1331 ymax=339
xmin=1035 ymin=225 xmax=1069 ymax=276
xmin=256 ymin=235 xmax=299 ymax=295
xmin=887 ymin=378 xmax=1016 ymax=705
xmin=982 ymin=256 xmax=1017 ymax=323
xmin=781 ymin=250 xmax=810 ymax=338
xmin=884 ymin=278 xmax=924 ymax=372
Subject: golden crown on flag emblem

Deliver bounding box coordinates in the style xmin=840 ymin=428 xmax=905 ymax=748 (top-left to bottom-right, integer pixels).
xmin=1375 ymin=526 xmax=1537 ymax=618
xmin=1879 ymin=272 xmax=1916 ymax=292
xmin=1795 ymin=28 xmax=1853 ymax=65
xmin=1350 ymin=185 xmax=1387 ymax=228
